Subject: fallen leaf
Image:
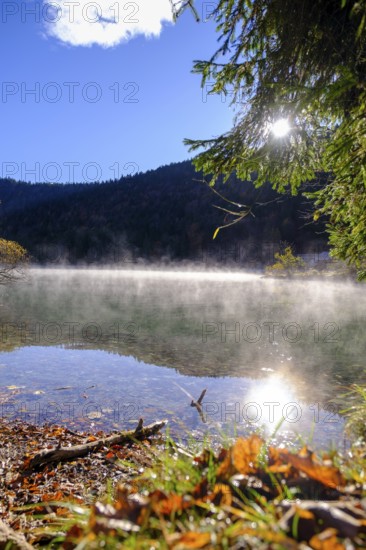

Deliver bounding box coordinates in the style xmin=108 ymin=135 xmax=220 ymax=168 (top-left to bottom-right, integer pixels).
xmin=210 ymin=483 xmax=232 ymax=506
xmin=232 ymin=435 xmax=263 ymax=475
xmin=114 ymin=486 xmax=149 ymax=525
xmin=309 ymin=528 xmax=345 ymax=549
xmin=63 ymin=523 xmax=84 ymax=550
xmin=216 ymin=448 xmax=234 ymax=478
xmin=192 ymin=479 xmax=209 ymax=499
xmin=150 ymin=490 xmax=191 ymax=515
xmin=171 ymin=531 xmax=211 ymax=549
xmin=280 ymin=449 xmax=345 ymax=489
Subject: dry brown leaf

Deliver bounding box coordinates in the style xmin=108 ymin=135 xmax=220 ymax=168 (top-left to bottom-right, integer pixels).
xmin=232 ymin=435 xmax=263 ymax=475
xmin=210 ymin=483 xmax=232 ymax=506
xmin=309 ymin=528 xmax=345 ymax=549
xmin=280 ymin=450 xmax=345 ymax=489
xmin=150 ymin=490 xmax=191 ymax=515
xmin=41 ymin=490 xmax=65 ymax=501
xmin=268 ymin=461 xmax=292 ymax=474
xmin=294 ymin=506 xmax=315 ymax=520
xmin=192 ymin=479 xmax=209 ymax=499
xmin=216 ymin=448 xmax=234 ymax=478
xmin=63 ymin=523 xmax=85 ymax=550
xmin=171 ymin=531 xmax=211 ymax=549
xmin=113 ymin=487 xmax=149 ymax=525
xmin=268 ymin=446 xmax=292 ymax=474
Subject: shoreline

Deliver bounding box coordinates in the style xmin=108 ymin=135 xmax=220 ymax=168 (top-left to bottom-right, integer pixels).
xmin=0 ymin=414 xmax=365 ymax=548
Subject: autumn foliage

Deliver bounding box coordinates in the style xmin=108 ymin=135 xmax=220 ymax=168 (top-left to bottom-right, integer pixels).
xmin=1 ymin=421 xmax=365 ymax=548
xmin=60 ymin=434 xmax=363 ymax=549
xmin=0 ymin=238 xmax=28 ymax=283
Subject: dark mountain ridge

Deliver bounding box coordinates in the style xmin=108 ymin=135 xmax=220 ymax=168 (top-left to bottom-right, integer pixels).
xmin=0 ymin=160 xmax=327 ymax=266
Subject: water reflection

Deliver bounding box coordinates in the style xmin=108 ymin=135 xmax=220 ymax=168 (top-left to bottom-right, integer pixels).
xmin=0 ymin=346 xmax=345 ymax=449
xmin=0 ymin=268 xmax=365 ymax=448
xmin=244 ymin=374 xmax=299 ymax=428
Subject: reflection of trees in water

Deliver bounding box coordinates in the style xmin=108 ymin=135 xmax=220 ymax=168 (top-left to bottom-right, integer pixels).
xmin=0 ymin=271 xmax=365 ymax=405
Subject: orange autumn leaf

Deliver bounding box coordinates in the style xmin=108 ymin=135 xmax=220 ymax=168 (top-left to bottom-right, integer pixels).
xmin=48 ymin=427 xmax=64 ymax=437
xmin=42 ymin=490 xmax=65 ymax=502
xmin=232 ymin=435 xmax=263 ymax=475
xmin=216 ymin=448 xmax=234 ymax=478
xmin=280 ymin=450 xmax=345 ymax=489
xmin=22 ymin=457 xmax=31 ymax=470
xmin=268 ymin=447 xmax=292 ymax=474
xmin=210 ymin=483 xmax=232 ymax=506
xmin=172 ymin=531 xmax=211 ymax=549
xmin=310 ymin=528 xmax=346 ymax=549
xmin=267 ymin=446 xmax=296 ymax=475
xmin=228 ymin=524 xmax=293 ymax=545
xmin=56 ymin=507 xmax=72 ymax=517
xmin=294 ymin=506 xmax=315 ymax=520
xmin=268 ymin=463 xmax=292 ymax=474
xmin=63 ymin=523 xmax=84 ymax=548
xmin=150 ymin=490 xmax=191 ymax=515
xmin=268 ymin=446 xmax=290 ymax=467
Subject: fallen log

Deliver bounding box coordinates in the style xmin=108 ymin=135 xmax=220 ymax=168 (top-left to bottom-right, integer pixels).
xmin=0 ymin=519 xmax=34 ymax=550
xmin=25 ymin=419 xmax=168 ymax=470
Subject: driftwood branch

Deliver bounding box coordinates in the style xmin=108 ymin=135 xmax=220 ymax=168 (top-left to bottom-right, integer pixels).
xmin=190 ymin=389 xmax=206 ymax=409
xmin=26 ymin=419 xmax=168 ymax=470
xmin=190 ymin=389 xmax=207 ymax=423
xmin=0 ymin=519 xmax=34 ymax=550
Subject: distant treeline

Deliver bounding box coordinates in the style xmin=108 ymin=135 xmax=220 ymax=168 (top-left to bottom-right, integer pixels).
xmin=0 ymin=160 xmax=328 ymax=266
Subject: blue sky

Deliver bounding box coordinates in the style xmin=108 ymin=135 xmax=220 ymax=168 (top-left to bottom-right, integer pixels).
xmin=0 ymin=1 xmax=234 ymax=183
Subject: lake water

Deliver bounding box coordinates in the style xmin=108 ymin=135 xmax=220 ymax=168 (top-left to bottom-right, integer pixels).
xmin=0 ymin=268 xmax=365 ymax=449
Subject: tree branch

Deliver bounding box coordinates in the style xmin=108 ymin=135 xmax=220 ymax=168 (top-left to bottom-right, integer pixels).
xmin=25 ymin=419 xmax=168 ymax=470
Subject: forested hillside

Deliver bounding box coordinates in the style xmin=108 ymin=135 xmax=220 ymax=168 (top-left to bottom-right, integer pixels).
xmin=0 ymin=161 xmax=327 ymax=266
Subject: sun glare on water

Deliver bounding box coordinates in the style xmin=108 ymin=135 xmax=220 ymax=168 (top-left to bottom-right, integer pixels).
xmin=244 ymin=375 xmax=300 ymax=432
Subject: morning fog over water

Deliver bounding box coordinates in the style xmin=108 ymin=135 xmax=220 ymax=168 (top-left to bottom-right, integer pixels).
xmin=0 ymin=268 xmax=365 ymax=448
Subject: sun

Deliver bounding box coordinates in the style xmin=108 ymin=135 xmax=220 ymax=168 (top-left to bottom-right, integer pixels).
xmin=271 ymin=118 xmax=290 ymax=138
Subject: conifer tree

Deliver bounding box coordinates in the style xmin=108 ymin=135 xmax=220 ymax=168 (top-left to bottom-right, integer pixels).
xmin=173 ymin=0 xmax=366 ymax=278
